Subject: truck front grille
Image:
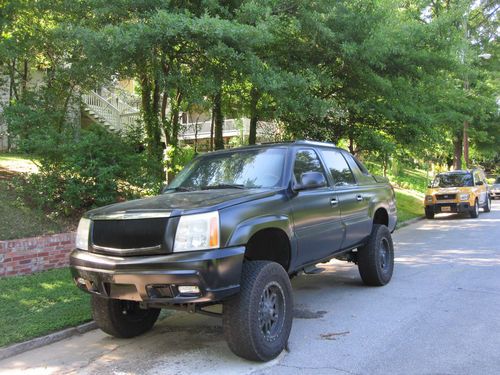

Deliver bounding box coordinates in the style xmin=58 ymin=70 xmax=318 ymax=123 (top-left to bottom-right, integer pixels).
xmin=91 ymin=218 xmax=169 ymax=255
xmin=436 ymin=194 xmax=456 ymax=200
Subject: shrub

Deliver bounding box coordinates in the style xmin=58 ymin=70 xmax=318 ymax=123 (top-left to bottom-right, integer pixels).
xmin=14 ymin=125 xmax=161 ymax=216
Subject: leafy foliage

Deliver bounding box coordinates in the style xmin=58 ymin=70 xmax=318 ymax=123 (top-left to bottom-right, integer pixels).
xmin=11 ymin=121 xmax=159 ymax=215
xmin=1 ymin=0 xmax=498 ymax=217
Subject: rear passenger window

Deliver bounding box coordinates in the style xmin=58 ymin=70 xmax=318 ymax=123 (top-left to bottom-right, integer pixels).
xmin=293 ymin=150 xmax=327 ymax=183
xmin=321 ymin=150 xmax=356 ymax=186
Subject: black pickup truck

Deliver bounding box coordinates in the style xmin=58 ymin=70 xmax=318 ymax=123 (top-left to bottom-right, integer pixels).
xmin=70 ymin=140 xmax=397 ymax=361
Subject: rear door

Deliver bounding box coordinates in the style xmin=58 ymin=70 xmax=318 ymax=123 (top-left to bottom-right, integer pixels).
xmin=290 ymin=148 xmax=344 ymax=265
xmin=474 ymin=170 xmax=488 ymax=206
xmin=336 ymin=151 xmax=373 ymax=248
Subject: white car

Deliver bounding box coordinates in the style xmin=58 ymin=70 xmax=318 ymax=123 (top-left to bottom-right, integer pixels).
xmin=491 ymin=177 xmax=500 ymax=199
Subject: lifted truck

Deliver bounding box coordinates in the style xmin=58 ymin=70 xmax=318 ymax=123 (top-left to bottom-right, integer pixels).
xmin=70 ymin=140 xmax=397 ymax=361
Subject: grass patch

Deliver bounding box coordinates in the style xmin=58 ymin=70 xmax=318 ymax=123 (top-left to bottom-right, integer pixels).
xmin=0 ymin=153 xmax=74 ymax=240
xmin=0 ymin=268 xmax=91 ymax=347
xmin=0 ymin=180 xmax=72 ymax=240
xmin=365 ymin=161 xmax=430 ymax=194
xmin=0 ymin=153 xmax=38 ymax=175
xmin=395 ymin=190 xmax=424 ymax=224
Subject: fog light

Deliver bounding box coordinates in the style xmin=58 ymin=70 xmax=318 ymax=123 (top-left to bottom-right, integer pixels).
xmin=178 ymin=286 xmax=200 ymax=295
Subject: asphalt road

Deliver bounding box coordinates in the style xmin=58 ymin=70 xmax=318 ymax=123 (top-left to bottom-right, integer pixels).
xmin=1 ymin=201 xmax=499 ymax=375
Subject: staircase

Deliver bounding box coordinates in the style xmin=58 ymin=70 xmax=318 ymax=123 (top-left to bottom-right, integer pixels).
xmin=82 ymin=87 xmax=141 ymax=132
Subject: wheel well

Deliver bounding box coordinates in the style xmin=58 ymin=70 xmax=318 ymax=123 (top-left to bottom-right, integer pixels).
xmin=245 ymin=228 xmax=291 ymax=272
xmin=373 ymin=208 xmax=389 ymax=227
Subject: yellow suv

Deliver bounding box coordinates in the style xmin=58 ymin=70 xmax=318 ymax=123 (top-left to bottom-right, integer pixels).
xmin=424 ymin=169 xmax=491 ymax=219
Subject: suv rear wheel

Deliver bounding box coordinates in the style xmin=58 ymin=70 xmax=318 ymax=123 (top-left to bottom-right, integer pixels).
xmin=357 ymin=224 xmax=394 ymax=286
xmin=223 ymin=261 xmax=293 ymax=362
xmin=425 ymin=207 xmax=434 ymax=219
xmin=91 ymin=295 xmax=160 ymax=338
xmin=484 ymin=196 xmax=491 ymax=212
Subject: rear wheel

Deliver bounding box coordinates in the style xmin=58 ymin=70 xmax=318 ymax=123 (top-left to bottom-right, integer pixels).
xmin=223 ymin=261 xmax=293 ymax=362
xmin=483 ymin=196 xmax=491 ymax=212
xmin=91 ymin=295 xmax=160 ymax=338
xmin=357 ymin=224 xmax=394 ymax=286
xmin=470 ymin=199 xmax=479 ymax=218
xmin=425 ymin=207 xmax=434 ymax=219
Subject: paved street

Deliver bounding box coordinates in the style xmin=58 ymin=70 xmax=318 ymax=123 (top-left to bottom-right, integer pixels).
xmin=1 ymin=201 xmax=499 ymax=375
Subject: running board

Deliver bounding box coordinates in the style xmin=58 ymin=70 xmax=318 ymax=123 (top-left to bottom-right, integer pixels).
xmin=303 ymin=265 xmax=325 ymax=275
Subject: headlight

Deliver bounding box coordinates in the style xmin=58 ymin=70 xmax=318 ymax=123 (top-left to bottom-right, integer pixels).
xmin=425 ymin=195 xmax=433 ymax=203
xmin=76 ymin=218 xmax=91 ymax=250
xmin=174 ymin=211 xmax=219 ymax=252
xmin=459 ymin=193 xmax=470 ymax=201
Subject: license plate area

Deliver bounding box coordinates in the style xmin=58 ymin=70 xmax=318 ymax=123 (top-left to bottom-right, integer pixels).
xmin=441 ymin=206 xmax=451 ymax=212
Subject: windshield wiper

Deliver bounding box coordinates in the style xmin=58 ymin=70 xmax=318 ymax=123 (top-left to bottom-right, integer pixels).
xmin=201 ymin=184 xmax=245 ymax=190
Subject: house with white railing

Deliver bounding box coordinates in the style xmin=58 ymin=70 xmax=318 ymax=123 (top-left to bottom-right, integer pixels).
xmin=1 ymin=74 xmax=278 ymax=151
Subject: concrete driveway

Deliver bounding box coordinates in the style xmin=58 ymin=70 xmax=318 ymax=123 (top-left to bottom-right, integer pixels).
xmin=1 ymin=201 xmax=499 ymax=375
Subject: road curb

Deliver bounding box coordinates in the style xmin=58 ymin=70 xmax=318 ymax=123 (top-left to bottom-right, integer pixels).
xmin=396 ymin=216 xmax=425 ymax=229
xmin=0 ymin=321 xmax=97 ymax=361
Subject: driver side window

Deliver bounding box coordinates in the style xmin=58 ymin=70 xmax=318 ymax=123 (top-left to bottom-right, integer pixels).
xmin=293 ymin=149 xmax=327 ymax=183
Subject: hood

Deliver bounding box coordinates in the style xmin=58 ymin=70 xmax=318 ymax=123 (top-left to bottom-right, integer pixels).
xmin=85 ymin=188 xmax=277 ymax=219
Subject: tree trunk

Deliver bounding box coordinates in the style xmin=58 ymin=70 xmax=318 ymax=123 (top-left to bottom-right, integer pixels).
xmin=140 ymin=74 xmax=163 ymax=179
xmin=210 ymin=109 xmax=215 ymax=151
xmin=213 ymin=89 xmax=224 ymax=150
xmin=453 ymin=135 xmax=462 ymax=170
xmin=9 ymin=59 xmax=18 ymax=101
xmin=248 ymin=87 xmax=259 ymax=145
xmin=348 ymin=134 xmax=355 ymax=155
xmin=21 ymin=59 xmax=28 ymax=96
xmin=463 ymin=120 xmax=469 ymax=169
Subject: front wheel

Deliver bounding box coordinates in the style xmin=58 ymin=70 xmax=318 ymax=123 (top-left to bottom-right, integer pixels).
xmin=470 ymin=199 xmax=479 ymax=218
xmin=357 ymin=224 xmax=394 ymax=286
xmin=223 ymin=261 xmax=293 ymax=362
xmin=91 ymin=295 xmax=160 ymax=338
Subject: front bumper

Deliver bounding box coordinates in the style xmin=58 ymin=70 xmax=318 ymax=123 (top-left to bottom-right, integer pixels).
xmin=69 ymin=246 xmax=245 ymax=305
xmin=491 ymin=191 xmax=500 ymax=199
xmin=425 ymin=202 xmax=471 ymax=214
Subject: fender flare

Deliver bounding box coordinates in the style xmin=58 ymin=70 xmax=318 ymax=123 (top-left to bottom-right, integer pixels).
xmin=226 ymin=214 xmax=295 ymax=250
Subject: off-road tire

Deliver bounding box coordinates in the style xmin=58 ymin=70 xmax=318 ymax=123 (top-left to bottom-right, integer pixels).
xmin=91 ymin=295 xmax=160 ymax=338
xmin=425 ymin=208 xmax=434 ymax=219
xmin=483 ymin=196 xmax=491 ymax=212
xmin=357 ymin=224 xmax=394 ymax=286
xmin=470 ymin=199 xmax=479 ymax=218
xmin=223 ymin=261 xmax=293 ymax=362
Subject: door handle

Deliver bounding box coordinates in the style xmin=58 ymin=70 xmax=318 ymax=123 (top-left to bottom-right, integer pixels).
xmin=330 ymin=198 xmax=338 ymax=206
xmin=356 ymin=195 xmax=363 ymax=202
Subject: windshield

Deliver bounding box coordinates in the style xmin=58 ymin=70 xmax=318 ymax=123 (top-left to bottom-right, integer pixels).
xmin=495 ymin=177 xmax=500 ymax=184
xmin=432 ymin=173 xmax=473 ymax=188
xmin=166 ymin=147 xmax=287 ymax=191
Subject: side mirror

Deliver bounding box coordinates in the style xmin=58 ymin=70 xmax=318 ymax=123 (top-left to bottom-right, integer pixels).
xmin=294 ymin=172 xmax=327 ymax=191
xmin=476 ymin=181 xmax=484 ymax=186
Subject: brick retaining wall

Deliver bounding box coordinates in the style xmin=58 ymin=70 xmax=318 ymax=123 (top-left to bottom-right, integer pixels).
xmin=0 ymin=232 xmax=76 ymax=277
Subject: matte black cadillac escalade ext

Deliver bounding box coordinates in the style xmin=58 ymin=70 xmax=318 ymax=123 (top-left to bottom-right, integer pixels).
xmin=70 ymin=140 xmax=397 ymax=361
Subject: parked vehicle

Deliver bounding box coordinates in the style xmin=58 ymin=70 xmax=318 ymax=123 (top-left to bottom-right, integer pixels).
xmin=491 ymin=177 xmax=500 ymax=200
xmin=69 ymin=140 xmax=397 ymax=362
xmin=424 ymin=169 xmax=491 ymax=219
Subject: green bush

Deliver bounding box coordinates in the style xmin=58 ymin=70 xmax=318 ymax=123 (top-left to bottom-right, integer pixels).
xmin=165 ymin=144 xmax=196 ymax=177
xmin=14 ymin=125 xmax=161 ymax=216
